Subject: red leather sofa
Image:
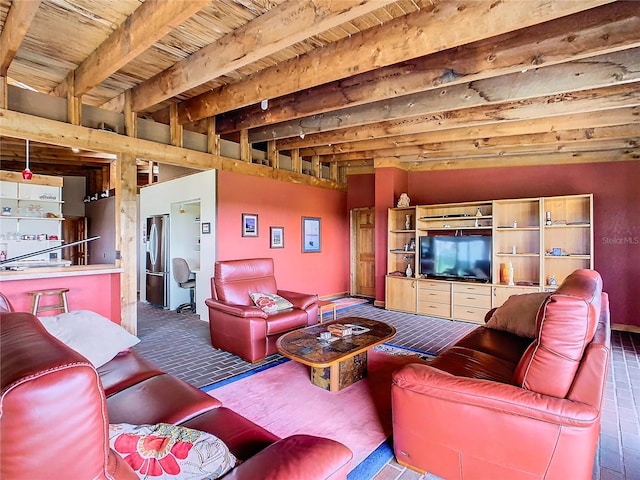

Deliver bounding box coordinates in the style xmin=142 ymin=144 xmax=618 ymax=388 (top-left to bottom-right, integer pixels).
xmin=392 ymin=269 xmax=610 ymax=480
xmin=0 ymin=309 xmax=352 ymax=479
xmin=205 ymin=258 xmax=319 ymax=362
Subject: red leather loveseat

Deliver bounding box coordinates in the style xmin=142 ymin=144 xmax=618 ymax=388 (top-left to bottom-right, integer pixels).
xmin=205 ymin=258 xmax=319 ymax=362
xmin=392 ymin=269 xmax=610 ymax=480
xmin=0 ymin=309 xmax=352 ymax=479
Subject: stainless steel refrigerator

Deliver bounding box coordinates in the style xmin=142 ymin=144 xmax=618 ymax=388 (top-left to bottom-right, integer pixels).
xmin=146 ymin=214 xmax=169 ymax=307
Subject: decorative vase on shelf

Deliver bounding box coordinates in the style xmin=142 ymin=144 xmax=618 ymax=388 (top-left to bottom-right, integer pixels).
xmin=406 ymin=263 xmax=412 ymax=277
xmin=405 ymin=214 xmax=411 ymax=230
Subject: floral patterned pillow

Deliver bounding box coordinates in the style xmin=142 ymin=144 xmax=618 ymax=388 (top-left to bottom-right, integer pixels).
xmin=249 ymin=292 xmax=294 ymax=314
xmin=109 ymin=423 xmax=237 ymax=479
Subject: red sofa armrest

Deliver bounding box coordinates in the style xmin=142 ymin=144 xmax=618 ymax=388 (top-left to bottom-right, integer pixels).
xmin=277 ymin=290 xmax=318 ymax=311
xmin=224 ymin=434 xmax=352 ymax=480
xmin=205 ymin=298 xmax=268 ymax=318
xmin=393 ymin=363 xmax=598 ymax=427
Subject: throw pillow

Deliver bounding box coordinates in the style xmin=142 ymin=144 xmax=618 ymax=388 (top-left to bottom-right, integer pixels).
xmin=486 ymin=292 xmax=550 ymax=338
xmin=249 ymin=292 xmax=294 ymax=314
xmin=38 ymin=310 xmax=140 ymax=368
xmin=109 ymin=423 xmax=237 ymax=479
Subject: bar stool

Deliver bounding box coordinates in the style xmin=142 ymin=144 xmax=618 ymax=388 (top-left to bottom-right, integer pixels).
xmin=27 ymin=288 xmax=70 ymax=315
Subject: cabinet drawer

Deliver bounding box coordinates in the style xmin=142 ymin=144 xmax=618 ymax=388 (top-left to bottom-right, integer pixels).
xmin=418 ymin=289 xmax=450 ymax=304
xmin=453 ymin=305 xmax=488 ymax=323
xmin=418 ymin=301 xmax=451 ymax=317
xmin=452 ymin=283 xmax=491 ymax=295
xmin=453 ymin=292 xmax=491 ymax=309
xmin=419 ymin=280 xmax=450 ymax=292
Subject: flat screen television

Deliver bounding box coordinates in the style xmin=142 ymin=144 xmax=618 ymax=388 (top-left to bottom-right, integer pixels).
xmin=419 ymin=235 xmax=492 ymax=283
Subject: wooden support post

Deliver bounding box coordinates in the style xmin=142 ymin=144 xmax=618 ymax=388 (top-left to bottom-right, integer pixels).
xmin=240 ymin=128 xmax=251 ymax=162
xmin=268 ymin=139 xmax=278 ymax=168
xmin=170 ymin=103 xmax=183 ymax=147
xmin=206 ymin=117 xmax=220 ymax=156
xmin=148 ymin=160 xmax=154 ymax=184
xmin=331 ymin=162 xmax=339 ymax=182
xmin=291 ymin=148 xmax=301 ymax=173
xmin=124 ymin=90 xmax=137 ymax=138
xmin=0 ymin=76 xmax=7 ymax=109
xmin=114 ymin=152 xmax=138 ymax=334
xmin=312 ymin=155 xmax=321 ymax=178
xmin=66 ymin=71 xmax=82 ymax=126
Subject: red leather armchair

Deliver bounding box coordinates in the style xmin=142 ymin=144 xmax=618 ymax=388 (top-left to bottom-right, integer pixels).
xmin=205 ymin=258 xmax=319 ymax=363
xmin=392 ymin=269 xmax=610 ymax=480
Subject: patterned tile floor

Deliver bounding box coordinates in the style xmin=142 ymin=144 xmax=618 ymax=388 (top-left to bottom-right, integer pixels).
xmin=134 ymin=301 xmax=639 ymax=480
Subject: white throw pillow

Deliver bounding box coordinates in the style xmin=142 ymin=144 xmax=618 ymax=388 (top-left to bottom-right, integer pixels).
xmin=109 ymin=423 xmax=237 ymax=479
xmin=38 ymin=310 xmax=140 ymax=368
xmin=249 ymin=292 xmax=294 ymax=314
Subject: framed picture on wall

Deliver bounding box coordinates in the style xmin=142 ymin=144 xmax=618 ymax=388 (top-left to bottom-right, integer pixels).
xmin=242 ymin=213 xmax=258 ymax=237
xmin=270 ymin=227 xmax=284 ymax=248
xmin=302 ymin=217 xmax=321 ymax=253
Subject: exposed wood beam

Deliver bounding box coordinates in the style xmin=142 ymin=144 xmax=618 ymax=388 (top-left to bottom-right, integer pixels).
xmin=217 ymin=2 xmax=640 ymax=135
xmin=0 ymin=0 xmax=42 ymax=76
xmin=259 ymin=48 xmax=640 ymax=142
xmin=130 ymin=0 xmax=396 ymax=112
xmin=297 ymin=107 xmax=640 ymax=156
xmin=0 ymin=109 xmax=344 ymax=191
xmin=399 ymin=149 xmax=639 ymax=171
xmin=178 ymin=0 xmax=613 ymax=124
xmin=55 ymin=0 xmax=209 ymax=98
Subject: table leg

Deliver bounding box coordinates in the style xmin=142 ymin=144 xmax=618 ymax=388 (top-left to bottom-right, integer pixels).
xmin=310 ymin=351 xmax=368 ymax=392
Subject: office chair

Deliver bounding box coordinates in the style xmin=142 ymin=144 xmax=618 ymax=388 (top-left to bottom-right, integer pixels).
xmin=172 ymin=258 xmax=196 ymax=313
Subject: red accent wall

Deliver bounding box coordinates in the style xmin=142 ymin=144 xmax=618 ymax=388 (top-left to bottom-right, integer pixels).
xmin=347 ymin=160 xmax=637 ymax=327
xmin=406 ymin=161 xmax=640 ymax=326
xmin=346 ymin=174 xmax=375 ymax=210
xmin=216 ymin=171 xmax=350 ymax=296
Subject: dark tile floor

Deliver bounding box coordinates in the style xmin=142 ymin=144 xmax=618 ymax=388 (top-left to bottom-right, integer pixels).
xmin=133 ymin=301 xmax=639 ymax=480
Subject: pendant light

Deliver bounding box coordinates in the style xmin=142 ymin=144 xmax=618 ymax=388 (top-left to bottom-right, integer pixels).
xmin=22 ymin=139 xmax=33 ymax=180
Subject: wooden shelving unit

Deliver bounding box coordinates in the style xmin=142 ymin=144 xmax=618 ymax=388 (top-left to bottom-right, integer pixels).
xmin=385 ymin=194 xmax=594 ymax=324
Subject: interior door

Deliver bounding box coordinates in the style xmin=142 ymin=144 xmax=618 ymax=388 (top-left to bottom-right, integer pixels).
xmin=351 ymin=208 xmax=375 ymax=297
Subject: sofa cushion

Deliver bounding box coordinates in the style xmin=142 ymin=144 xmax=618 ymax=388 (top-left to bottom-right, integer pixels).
xmin=264 ymin=309 xmax=309 ymax=335
xmin=249 ymin=292 xmax=293 ymax=314
xmin=38 ymin=310 xmax=140 ymax=368
xmin=513 ymin=269 xmax=602 ymax=398
xmin=109 ymin=423 xmax=237 ymax=479
xmin=486 ymin=292 xmax=549 ymax=338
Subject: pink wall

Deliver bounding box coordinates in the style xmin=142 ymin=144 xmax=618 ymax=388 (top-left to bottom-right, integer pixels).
xmin=216 ymin=171 xmax=350 ymax=297
xmin=346 ymin=174 xmax=375 ymax=211
xmin=1 ymin=273 xmax=121 ymax=323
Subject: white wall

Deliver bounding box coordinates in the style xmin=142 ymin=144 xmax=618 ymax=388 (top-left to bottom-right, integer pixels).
xmin=139 ymin=170 xmax=216 ymax=319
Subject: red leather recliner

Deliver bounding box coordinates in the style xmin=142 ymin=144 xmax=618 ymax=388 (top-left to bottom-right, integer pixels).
xmin=205 ymin=258 xmax=319 ymax=363
xmin=392 ymin=269 xmax=611 ymax=480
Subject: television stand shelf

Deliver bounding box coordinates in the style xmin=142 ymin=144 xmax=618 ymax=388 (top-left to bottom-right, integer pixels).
xmin=386 ymin=194 xmax=593 ymax=323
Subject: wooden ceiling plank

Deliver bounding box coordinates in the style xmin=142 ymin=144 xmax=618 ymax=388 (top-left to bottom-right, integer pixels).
xmin=297 ymin=107 xmax=640 ymax=155
xmin=217 ymin=2 xmax=640 ymax=134
xmin=0 ymin=0 xmax=42 ymax=76
xmin=130 ymin=0 xmax=397 ymax=113
xmin=260 ymin=48 xmax=640 ymax=143
xmin=178 ymin=0 xmax=613 ymax=124
xmin=69 ymin=0 xmax=209 ymax=97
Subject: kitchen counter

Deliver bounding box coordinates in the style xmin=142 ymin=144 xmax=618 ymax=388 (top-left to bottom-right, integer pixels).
xmin=0 ymin=264 xmax=123 ymax=323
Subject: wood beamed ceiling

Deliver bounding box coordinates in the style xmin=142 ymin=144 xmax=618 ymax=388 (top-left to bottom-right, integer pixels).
xmin=0 ymin=0 xmax=638 ymax=189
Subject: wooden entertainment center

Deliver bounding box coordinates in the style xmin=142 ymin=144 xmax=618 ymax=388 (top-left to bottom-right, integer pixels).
xmin=386 ymin=194 xmax=593 ymax=323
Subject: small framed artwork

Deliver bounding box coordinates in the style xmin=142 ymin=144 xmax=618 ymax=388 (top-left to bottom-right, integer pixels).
xmin=302 ymin=217 xmax=321 ymax=253
xmin=201 ymin=222 xmax=211 ymax=234
xmin=242 ymin=213 xmax=258 ymax=237
xmin=270 ymin=226 xmax=284 ymax=248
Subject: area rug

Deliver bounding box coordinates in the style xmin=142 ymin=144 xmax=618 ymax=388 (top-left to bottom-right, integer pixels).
xmin=203 ymin=345 xmax=432 ymax=476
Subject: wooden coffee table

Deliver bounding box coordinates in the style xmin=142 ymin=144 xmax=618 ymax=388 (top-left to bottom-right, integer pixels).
xmin=276 ymin=317 xmax=396 ymax=392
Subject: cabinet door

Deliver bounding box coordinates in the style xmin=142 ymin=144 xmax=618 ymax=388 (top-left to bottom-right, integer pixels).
xmin=386 ymin=276 xmax=416 ymax=313
xmin=492 ymin=285 xmax=541 ymax=308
